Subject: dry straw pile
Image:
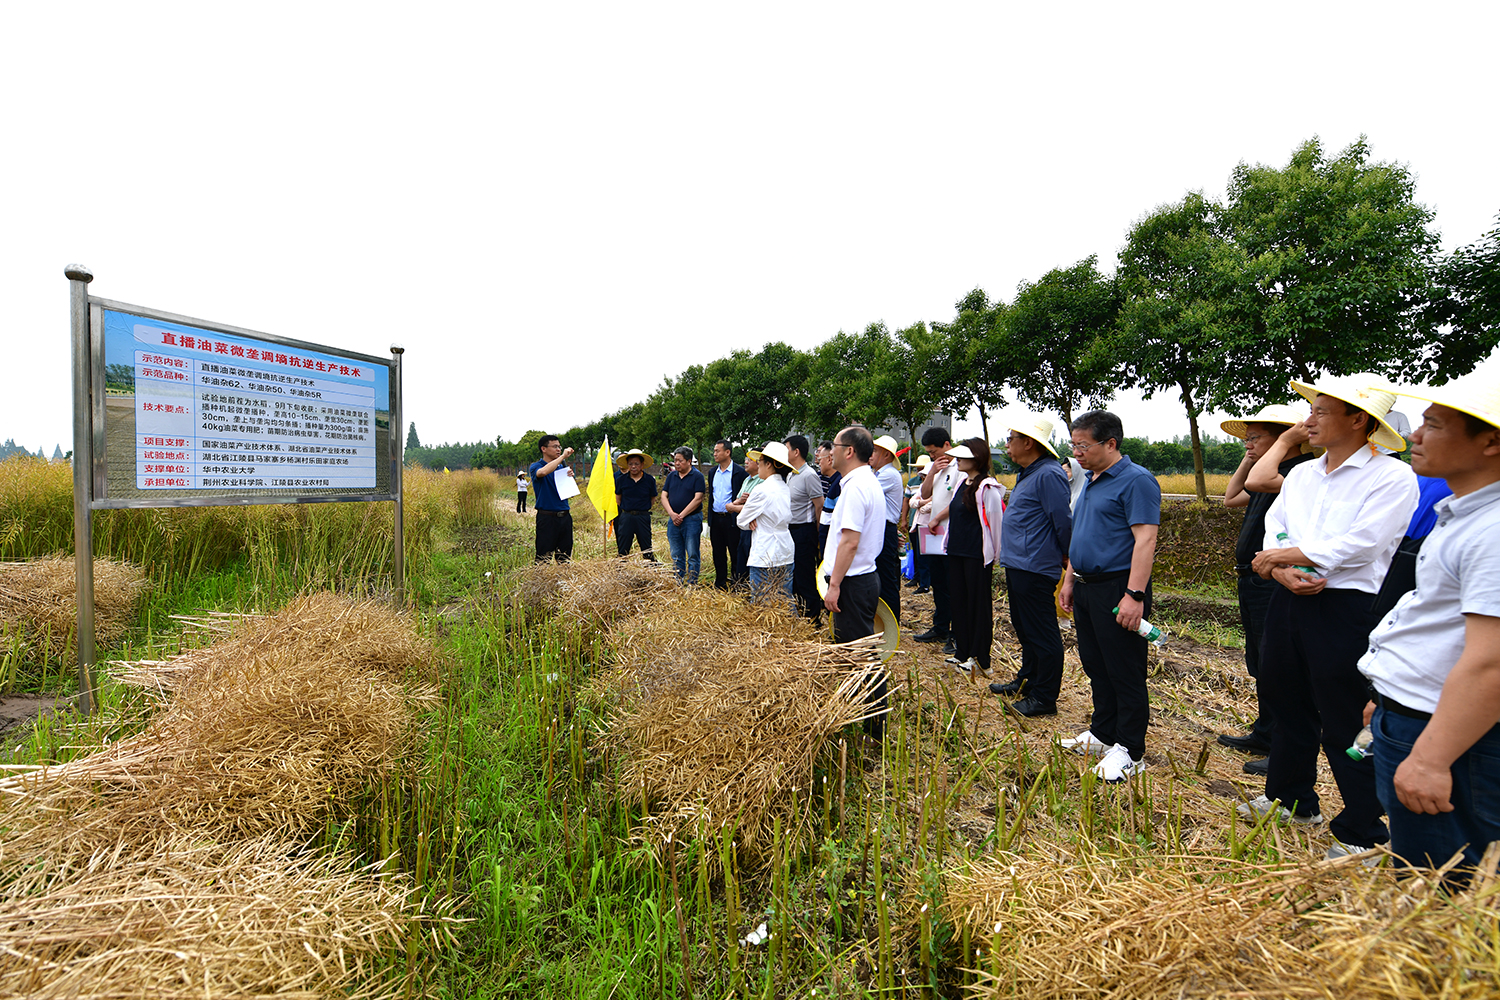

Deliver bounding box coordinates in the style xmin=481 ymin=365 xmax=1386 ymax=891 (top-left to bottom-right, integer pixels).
xmin=0 ymin=592 xmax=447 ymax=999
xmin=0 ymin=556 xmax=147 ymax=658
xmin=517 ymin=558 xmax=886 ymax=866
xmin=945 ymin=848 xmax=1500 ymax=999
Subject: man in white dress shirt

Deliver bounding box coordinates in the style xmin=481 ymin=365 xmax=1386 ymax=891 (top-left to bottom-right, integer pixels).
xmin=824 ymin=425 xmax=889 ymax=738
xmin=1241 ymin=374 xmax=1418 ymax=853
xmin=1358 ymin=376 xmax=1500 ymax=881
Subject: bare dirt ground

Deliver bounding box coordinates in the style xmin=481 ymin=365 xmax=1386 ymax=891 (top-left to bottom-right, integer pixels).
xmin=0 ymin=695 xmax=62 ymax=737
xmin=891 ymin=581 xmax=1350 ymax=861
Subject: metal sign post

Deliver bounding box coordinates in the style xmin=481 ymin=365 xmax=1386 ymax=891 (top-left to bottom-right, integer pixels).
xmin=67 ymin=264 xmax=97 ymax=714
xmin=390 ymin=343 xmax=405 ymax=610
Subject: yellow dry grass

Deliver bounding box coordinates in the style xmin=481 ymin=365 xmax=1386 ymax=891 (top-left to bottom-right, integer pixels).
xmin=1157 ymin=472 xmax=1232 ymax=496
xmin=0 ymin=592 xmax=447 ymax=998
xmin=0 ymin=834 xmax=422 ymax=1000
xmin=0 ymin=556 xmax=148 ymax=658
xmin=945 ymin=846 xmax=1500 ymax=999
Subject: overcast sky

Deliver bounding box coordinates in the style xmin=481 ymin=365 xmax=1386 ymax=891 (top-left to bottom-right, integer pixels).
xmin=5 ymin=1 xmax=1496 ymax=457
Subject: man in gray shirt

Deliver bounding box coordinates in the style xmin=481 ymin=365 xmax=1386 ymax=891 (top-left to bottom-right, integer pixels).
xmin=785 ymin=434 xmax=825 ymax=626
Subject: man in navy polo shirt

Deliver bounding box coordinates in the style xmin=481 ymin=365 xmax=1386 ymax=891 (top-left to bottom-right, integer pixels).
xmin=529 ymin=434 xmax=576 ymax=562
xmin=660 ymin=447 xmax=707 ymax=584
xmin=1058 ymin=411 xmax=1161 ymax=782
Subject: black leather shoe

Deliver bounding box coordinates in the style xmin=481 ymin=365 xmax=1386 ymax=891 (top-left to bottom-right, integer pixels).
xmin=1217 ymin=733 xmax=1272 ymax=755
xmin=914 ymin=586 xmax=930 ymax=594
xmin=1242 ymin=757 xmax=1269 ymax=776
xmin=942 ymin=639 xmax=956 ymax=655
xmin=989 ymin=678 xmax=1025 ymax=696
xmin=1009 ymin=695 xmax=1057 ymax=717
xmin=913 ymin=628 xmax=947 ymax=643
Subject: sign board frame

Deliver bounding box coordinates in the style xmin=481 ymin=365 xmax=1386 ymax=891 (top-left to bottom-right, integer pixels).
xmin=67 ymin=266 xmax=406 ymax=713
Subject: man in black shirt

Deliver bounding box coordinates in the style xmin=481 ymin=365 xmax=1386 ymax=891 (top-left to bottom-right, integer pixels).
xmin=1219 ymin=405 xmax=1315 ymax=774
xmin=613 ymin=449 xmax=658 ymax=560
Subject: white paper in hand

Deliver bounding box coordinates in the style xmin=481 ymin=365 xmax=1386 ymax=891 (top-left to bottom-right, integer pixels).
xmin=554 ymin=468 xmax=580 ymax=500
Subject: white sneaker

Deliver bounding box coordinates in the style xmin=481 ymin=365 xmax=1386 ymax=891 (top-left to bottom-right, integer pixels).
xmin=1060 ymin=730 xmax=1111 ymax=757
xmin=1325 ymin=841 xmax=1382 ymax=867
xmin=953 ymin=657 xmax=990 ymax=677
xmin=1236 ymin=794 xmax=1323 ymax=826
xmin=944 ymin=654 xmax=961 ymax=664
xmin=1091 ymin=744 xmax=1142 ymax=783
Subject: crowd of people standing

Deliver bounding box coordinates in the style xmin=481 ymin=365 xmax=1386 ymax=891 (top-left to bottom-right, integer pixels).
xmin=520 ymin=371 xmax=1500 ymax=879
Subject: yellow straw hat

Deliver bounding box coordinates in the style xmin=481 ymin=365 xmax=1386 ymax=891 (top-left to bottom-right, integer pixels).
xmin=1391 ymin=372 xmax=1500 ymax=432
xmin=1287 ymin=373 xmax=1407 ymax=453
xmin=615 ymin=449 xmax=654 ymax=472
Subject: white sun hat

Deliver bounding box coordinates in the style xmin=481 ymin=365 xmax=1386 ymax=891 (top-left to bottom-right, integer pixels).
xmin=1287 ymin=373 xmax=1407 ymax=453
xmin=1003 ymin=413 xmax=1060 ymax=459
xmin=1390 ymin=372 xmax=1500 ymax=433
xmin=945 ymin=444 xmax=977 ymax=459
xmin=758 ymin=440 xmax=793 ymax=469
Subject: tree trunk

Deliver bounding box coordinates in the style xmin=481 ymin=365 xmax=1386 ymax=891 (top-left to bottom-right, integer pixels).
xmin=976 ymin=402 xmax=990 ymax=449
xmin=905 ymin=418 xmax=920 ymax=465
xmin=1180 ymin=380 xmax=1208 ymax=502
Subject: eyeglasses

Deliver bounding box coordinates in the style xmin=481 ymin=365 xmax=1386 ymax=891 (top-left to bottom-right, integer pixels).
xmin=1071 ymin=440 xmax=1100 ymax=454
xmin=1243 ymin=434 xmax=1266 ymax=446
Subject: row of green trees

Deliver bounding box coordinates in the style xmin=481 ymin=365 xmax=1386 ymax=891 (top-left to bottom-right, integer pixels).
xmin=433 ymin=138 xmax=1497 ymax=495
xmin=548 ymin=138 xmax=1496 ymax=499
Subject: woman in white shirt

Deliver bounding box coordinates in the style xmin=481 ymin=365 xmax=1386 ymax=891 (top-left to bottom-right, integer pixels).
xmin=737 ymin=441 xmax=795 ymax=604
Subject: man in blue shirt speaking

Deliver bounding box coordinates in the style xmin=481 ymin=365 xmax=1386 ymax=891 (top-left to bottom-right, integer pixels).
xmin=529 ymin=434 xmax=576 ymax=562
xmin=1058 ymin=411 xmax=1161 ymax=782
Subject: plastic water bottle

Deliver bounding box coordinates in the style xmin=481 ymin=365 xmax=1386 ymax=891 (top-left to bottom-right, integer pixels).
xmin=1275 ymin=532 xmax=1322 ymax=577
xmin=1113 ymin=607 xmax=1167 ymax=648
xmin=1346 ymin=725 xmax=1374 ymax=761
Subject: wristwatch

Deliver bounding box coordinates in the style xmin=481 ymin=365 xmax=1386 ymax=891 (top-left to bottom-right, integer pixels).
xmin=1124 ymin=587 xmax=1147 ymax=603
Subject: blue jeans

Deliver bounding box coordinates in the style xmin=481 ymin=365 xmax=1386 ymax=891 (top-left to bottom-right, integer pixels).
xmin=749 ymin=563 xmax=793 ymax=606
xmin=1373 ymin=705 xmax=1500 ymax=882
xmin=666 ymin=513 xmax=703 ymax=584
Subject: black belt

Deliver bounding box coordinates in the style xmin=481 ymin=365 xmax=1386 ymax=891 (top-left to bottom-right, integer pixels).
xmin=536 ymin=509 xmax=571 ymax=517
xmin=1236 ymin=563 xmax=1255 ymax=575
xmin=1073 ymin=569 xmax=1129 ymax=585
xmin=1375 ymin=691 xmax=1432 ymax=722
xmin=619 ymin=509 xmax=651 ymax=515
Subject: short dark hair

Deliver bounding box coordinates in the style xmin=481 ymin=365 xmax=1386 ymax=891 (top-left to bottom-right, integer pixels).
xmin=818 ymin=440 xmax=833 ymax=452
xmin=1464 ymin=411 xmax=1499 ymax=437
xmin=785 ymin=434 xmax=810 ymax=461
xmin=714 ymin=439 xmax=732 ymax=452
xmin=921 ymin=426 xmax=952 ymax=448
xmin=673 ymin=446 xmax=694 ymax=463
xmin=1071 ymin=411 xmax=1124 ymax=450
xmin=538 ymin=434 xmax=560 ymax=454
xmin=1245 ymin=422 xmax=1291 ymax=439
xmin=835 ymin=426 xmax=874 ymax=463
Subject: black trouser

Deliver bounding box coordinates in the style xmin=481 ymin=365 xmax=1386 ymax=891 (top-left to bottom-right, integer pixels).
xmin=535 ymin=510 xmax=573 ymax=562
xmin=831 ymin=570 xmax=886 ymax=740
xmin=949 ymin=555 xmax=993 ymax=671
xmin=925 ymin=553 xmax=951 ymax=637
xmin=818 ymin=522 xmax=829 ymax=561
xmin=1006 ymin=567 xmax=1064 ymax=702
xmin=1261 ymin=585 xmax=1387 ymax=847
xmin=876 ymin=521 xmax=900 ymax=623
xmin=1236 ymin=571 xmax=1277 ymax=741
xmin=737 ymin=524 xmax=753 ymax=577
xmin=790 ymin=522 xmax=821 ymax=623
xmin=615 ymin=510 xmax=654 ymax=560
xmin=709 ymin=511 xmax=741 ymax=590
xmin=1073 ymin=573 xmax=1151 ymax=760
xmin=517 ymin=491 xmax=527 ymax=512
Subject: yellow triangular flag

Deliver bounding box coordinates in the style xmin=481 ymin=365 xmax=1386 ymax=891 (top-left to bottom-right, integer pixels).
xmin=586 ymin=436 xmax=618 ymax=535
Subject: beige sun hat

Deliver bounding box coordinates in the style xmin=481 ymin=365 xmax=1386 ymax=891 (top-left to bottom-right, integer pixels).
xmin=1003 ymin=413 xmax=1060 ymax=459
xmin=1391 ymin=372 xmax=1500 ymax=433
xmin=871 ymin=435 xmax=900 ymax=460
xmin=1288 ymin=373 xmax=1407 ymax=453
xmin=914 ymin=453 xmax=932 ymax=469
xmin=758 ymin=440 xmax=793 ymax=469
xmin=615 ymin=448 xmax=654 ymax=472
xmin=1221 ymin=404 xmax=1306 ymax=440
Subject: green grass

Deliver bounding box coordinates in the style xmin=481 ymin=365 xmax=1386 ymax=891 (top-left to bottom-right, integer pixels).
xmin=2 ymin=469 xmax=1329 ymax=998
